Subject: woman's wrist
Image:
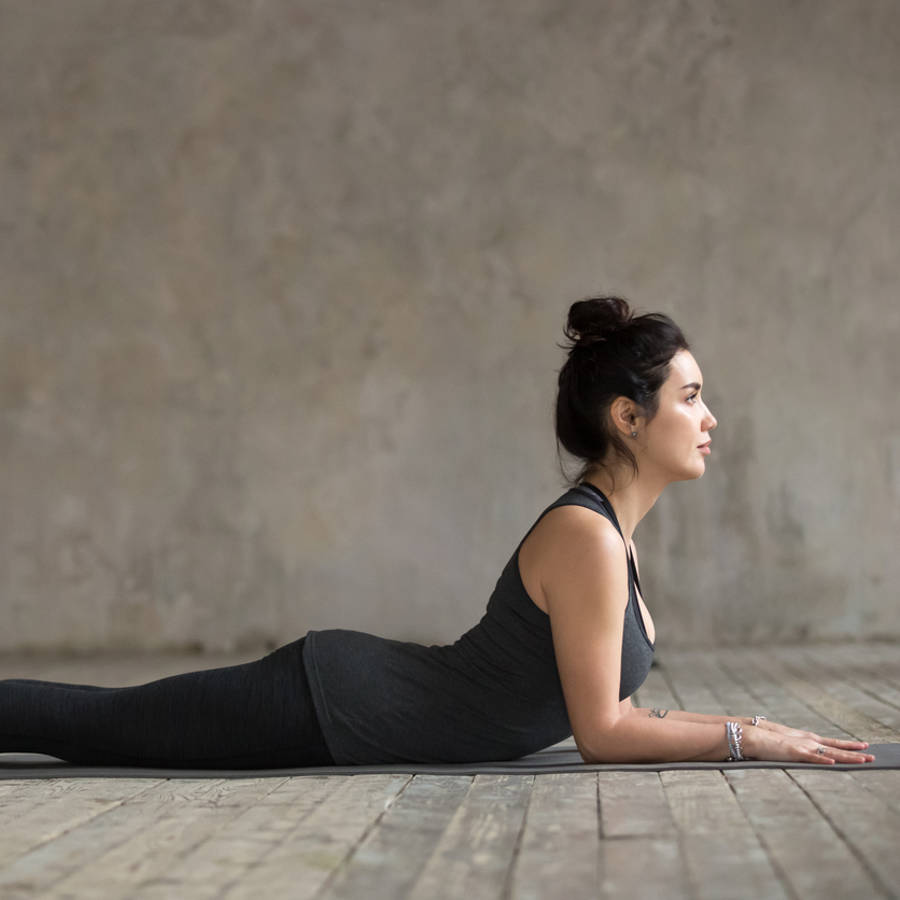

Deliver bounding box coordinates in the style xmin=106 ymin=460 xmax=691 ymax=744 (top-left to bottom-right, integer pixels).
xmin=724 ymin=721 xmax=745 ymax=760
xmin=740 ymin=721 xmax=761 ymax=759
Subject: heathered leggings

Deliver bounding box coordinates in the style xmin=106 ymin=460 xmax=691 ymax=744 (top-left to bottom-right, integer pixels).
xmin=0 ymin=636 xmax=334 ymax=768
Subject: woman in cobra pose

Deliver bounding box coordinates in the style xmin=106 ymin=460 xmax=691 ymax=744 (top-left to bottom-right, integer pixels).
xmin=0 ymin=297 xmax=874 ymax=768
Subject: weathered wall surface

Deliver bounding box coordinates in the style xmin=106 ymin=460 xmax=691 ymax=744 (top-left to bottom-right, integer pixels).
xmin=1 ymin=0 xmax=898 ymax=651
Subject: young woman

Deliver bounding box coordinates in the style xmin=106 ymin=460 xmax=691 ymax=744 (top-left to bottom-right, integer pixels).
xmin=0 ymin=297 xmax=874 ymax=768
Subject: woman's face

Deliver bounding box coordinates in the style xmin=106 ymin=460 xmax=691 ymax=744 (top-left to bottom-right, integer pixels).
xmin=639 ymin=349 xmax=718 ymax=482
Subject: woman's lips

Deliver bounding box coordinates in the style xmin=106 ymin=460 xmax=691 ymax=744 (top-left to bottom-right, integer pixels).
xmin=698 ymin=441 xmax=711 ymax=455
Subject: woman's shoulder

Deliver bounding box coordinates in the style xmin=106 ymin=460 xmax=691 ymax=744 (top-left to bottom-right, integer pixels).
xmin=528 ymin=485 xmax=622 ymax=545
xmin=518 ymin=490 xmax=626 ymax=614
xmin=526 ymin=501 xmax=624 ymax=563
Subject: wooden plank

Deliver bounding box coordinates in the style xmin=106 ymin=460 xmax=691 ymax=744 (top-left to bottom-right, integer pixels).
xmin=596 ymin=771 xmax=688 ymax=898
xmin=408 ymin=775 xmax=532 ymax=899
xmin=0 ymin=778 xmax=65 ymax=805
xmin=600 ymin=838 xmax=690 ymax=900
xmin=3 ymin=778 xmax=268 ymax=898
xmin=0 ymin=777 xmax=161 ymax=871
xmin=826 ymin=641 xmax=900 ymax=675
xmin=722 ymin=647 xmax=826 ymax=730
xmin=0 ymin=780 xmax=33 ymax=799
xmin=632 ymin=666 xmax=681 ymax=711
xmin=218 ymin=774 xmax=412 ymax=900
xmin=865 ymin=643 xmax=900 ymax=695
xmin=789 ymin=769 xmax=900 ymax=895
xmin=831 ymin=647 xmax=900 ymax=709
xmin=726 ymin=768 xmax=885 ymax=898
xmin=766 ymin=648 xmax=900 ymax=742
xmin=847 ymin=770 xmax=900 ymax=814
xmin=127 ymin=776 xmax=353 ymax=899
xmin=702 ymin=651 xmax=773 ymax=718
xmin=317 ymin=775 xmax=472 ymax=900
xmin=722 ymin=648 xmax=825 ymax=731
xmin=655 ymin=653 xmax=720 ymax=714
xmin=724 ymin=648 xmax=857 ymax=738
xmin=40 ymin=777 xmax=293 ymax=900
xmin=598 ymin=771 xmax=676 ymax=838
xmin=867 ymin=680 xmax=900 ymax=711
xmin=821 ymin=642 xmax=900 ymax=687
xmin=508 ymin=773 xmax=599 ymax=900
xmin=794 ymin=646 xmax=900 ymax=735
xmin=661 ymin=770 xmax=788 ymax=899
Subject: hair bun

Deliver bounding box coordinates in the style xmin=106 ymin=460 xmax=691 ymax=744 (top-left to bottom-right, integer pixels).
xmin=564 ymin=296 xmax=633 ymax=346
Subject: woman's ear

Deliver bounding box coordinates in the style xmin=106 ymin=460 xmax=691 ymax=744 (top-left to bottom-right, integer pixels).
xmin=609 ymin=396 xmax=644 ymax=438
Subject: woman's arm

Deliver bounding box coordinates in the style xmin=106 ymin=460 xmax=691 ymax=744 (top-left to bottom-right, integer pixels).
xmin=626 ymin=705 xmax=872 ymax=759
xmin=539 ymin=507 xmax=730 ymax=762
xmin=538 ymin=508 xmax=873 ymax=765
xmin=633 ymin=708 xmax=759 ymax=726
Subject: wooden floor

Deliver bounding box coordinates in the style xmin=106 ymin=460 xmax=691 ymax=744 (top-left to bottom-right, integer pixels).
xmin=1 ymin=642 xmax=899 ymax=899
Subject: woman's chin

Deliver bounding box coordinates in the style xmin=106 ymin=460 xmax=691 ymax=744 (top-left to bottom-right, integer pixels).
xmin=679 ymin=460 xmax=707 ymax=481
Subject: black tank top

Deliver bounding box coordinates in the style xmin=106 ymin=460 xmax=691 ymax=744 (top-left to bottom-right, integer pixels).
xmin=302 ymin=484 xmax=655 ymax=764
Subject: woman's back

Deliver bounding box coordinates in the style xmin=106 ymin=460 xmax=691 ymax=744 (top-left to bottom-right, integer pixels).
xmin=302 ymin=484 xmax=654 ymax=765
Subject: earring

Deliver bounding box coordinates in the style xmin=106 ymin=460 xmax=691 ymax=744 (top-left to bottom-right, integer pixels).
xmin=631 ymin=431 xmax=638 ymax=438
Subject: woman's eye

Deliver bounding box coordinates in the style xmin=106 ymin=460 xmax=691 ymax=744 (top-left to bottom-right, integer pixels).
xmin=686 ymin=393 xmax=699 ymax=404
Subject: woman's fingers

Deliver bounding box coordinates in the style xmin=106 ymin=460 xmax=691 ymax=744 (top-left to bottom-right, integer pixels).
xmin=804 ymin=741 xmax=875 ymax=764
xmin=789 ymin=729 xmax=871 ymax=751
xmin=805 ymin=746 xmax=835 ymax=765
xmin=819 ymin=737 xmax=870 ymax=750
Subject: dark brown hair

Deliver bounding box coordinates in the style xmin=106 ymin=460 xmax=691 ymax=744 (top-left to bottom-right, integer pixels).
xmin=555 ymin=296 xmax=690 ymax=484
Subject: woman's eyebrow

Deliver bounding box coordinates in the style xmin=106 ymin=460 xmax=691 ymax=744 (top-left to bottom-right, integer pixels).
xmin=681 ymin=382 xmax=701 ymax=391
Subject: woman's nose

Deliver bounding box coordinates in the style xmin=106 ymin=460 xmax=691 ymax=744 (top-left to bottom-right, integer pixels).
xmin=704 ymin=405 xmax=718 ymax=431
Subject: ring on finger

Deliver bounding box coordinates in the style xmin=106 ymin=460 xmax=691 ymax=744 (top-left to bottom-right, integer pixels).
xmin=816 ymin=745 xmax=826 ymax=755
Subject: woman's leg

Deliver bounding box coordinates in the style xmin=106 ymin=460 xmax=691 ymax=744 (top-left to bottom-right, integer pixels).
xmin=0 ymin=637 xmax=334 ymax=768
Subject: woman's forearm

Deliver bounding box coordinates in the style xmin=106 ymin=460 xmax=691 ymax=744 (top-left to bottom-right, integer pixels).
xmin=600 ymin=706 xmax=875 ymax=766
xmin=579 ymin=714 xmax=732 ymax=764
xmin=633 ymin=707 xmax=758 ymax=727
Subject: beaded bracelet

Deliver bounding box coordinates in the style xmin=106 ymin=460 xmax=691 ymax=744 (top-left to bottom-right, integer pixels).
xmin=725 ymin=721 xmax=744 ymax=761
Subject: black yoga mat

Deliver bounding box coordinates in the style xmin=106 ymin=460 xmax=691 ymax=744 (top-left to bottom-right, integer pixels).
xmin=2 ymin=743 xmax=898 ymax=779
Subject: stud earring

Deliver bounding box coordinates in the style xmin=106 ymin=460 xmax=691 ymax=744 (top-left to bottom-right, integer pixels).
xmin=631 ymin=430 xmax=638 ymax=438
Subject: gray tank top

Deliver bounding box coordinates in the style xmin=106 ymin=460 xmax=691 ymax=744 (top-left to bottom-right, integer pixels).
xmin=302 ymin=483 xmax=655 ymax=764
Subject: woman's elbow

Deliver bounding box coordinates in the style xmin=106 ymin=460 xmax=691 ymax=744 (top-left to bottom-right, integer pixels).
xmin=576 ymin=744 xmax=603 ymax=765
xmin=573 ymin=714 xmax=628 ymax=764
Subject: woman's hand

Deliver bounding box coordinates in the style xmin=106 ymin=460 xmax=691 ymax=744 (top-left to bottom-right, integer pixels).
xmin=743 ymin=720 xmax=875 ymax=765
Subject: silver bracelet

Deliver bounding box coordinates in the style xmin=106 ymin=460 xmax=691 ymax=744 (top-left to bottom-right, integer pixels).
xmin=725 ymin=721 xmax=744 ymax=761
xmin=750 ymin=715 xmax=767 ymax=727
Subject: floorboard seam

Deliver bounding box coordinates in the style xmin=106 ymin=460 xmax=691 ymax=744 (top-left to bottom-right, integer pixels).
xmin=724 ymin=771 xmax=801 ymax=900
xmin=785 ymin=770 xmax=893 ymax=899
xmin=309 ymin=773 xmax=418 ymax=900
xmin=499 ymin=774 xmax=534 ymax=900
xmin=655 ymin=661 xmax=686 ymax=712
xmin=212 ymin=775 xmax=340 ymax=900
xmin=0 ymin=777 xmax=166 ymax=893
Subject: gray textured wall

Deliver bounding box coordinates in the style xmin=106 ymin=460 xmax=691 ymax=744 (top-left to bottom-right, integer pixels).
xmin=1 ymin=0 xmax=898 ymax=652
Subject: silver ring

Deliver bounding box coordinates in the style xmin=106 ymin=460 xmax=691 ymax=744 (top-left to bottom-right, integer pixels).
xmin=816 ymin=746 xmax=826 ymax=755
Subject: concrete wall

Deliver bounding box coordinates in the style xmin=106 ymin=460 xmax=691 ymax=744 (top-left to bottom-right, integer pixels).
xmin=1 ymin=0 xmax=898 ymax=652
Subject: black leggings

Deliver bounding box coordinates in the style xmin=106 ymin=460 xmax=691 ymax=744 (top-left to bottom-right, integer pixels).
xmin=0 ymin=636 xmax=334 ymax=768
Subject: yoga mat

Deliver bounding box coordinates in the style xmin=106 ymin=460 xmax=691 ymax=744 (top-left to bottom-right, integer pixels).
xmin=2 ymin=743 xmax=899 ymax=778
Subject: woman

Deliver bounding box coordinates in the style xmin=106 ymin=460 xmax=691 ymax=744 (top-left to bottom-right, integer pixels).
xmin=0 ymin=297 xmax=874 ymax=768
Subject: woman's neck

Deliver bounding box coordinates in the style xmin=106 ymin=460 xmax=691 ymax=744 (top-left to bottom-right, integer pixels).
xmin=582 ymin=467 xmax=667 ymax=544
